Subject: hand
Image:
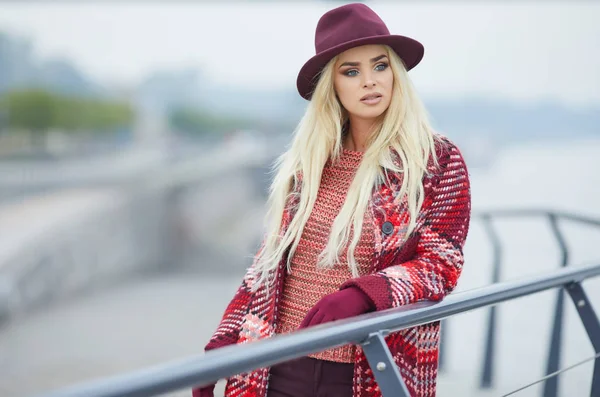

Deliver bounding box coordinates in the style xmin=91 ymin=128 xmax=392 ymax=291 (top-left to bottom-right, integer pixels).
xmin=298 ymin=287 xmax=375 ymax=329
xmin=192 ymin=383 xmax=215 ymax=397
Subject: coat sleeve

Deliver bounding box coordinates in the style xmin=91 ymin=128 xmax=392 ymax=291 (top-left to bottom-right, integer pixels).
xmin=339 ymin=140 xmax=471 ymax=310
xmin=203 ymin=271 xmax=253 ymax=351
xmin=193 ymin=265 xmax=255 ymax=395
xmin=203 ymin=242 xmax=266 ymax=351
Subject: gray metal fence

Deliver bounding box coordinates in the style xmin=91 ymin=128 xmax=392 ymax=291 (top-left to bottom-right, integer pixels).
xmin=37 ymin=262 xmax=600 ymax=397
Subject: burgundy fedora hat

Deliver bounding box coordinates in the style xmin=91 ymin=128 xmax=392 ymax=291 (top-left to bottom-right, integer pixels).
xmin=296 ymin=3 xmax=424 ymax=100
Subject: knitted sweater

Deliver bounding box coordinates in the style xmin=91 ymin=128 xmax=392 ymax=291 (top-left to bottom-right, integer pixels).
xmin=276 ymin=148 xmax=374 ymax=363
xmin=195 ymin=135 xmax=471 ymax=397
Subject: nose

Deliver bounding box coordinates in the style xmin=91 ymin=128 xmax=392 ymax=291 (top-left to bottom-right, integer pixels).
xmin=363 ymin=80 xmax=376 ymax=88
xmin=362 ymin=71 xmax=376 ymax=88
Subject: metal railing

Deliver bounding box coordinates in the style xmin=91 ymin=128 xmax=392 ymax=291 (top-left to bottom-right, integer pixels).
xmin=465 ymin=209 xmax=600 ymax=396
xmin=37 ymin=260 xmax=600 ymax=397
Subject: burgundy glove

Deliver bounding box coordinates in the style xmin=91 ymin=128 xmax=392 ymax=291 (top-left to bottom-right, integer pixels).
xmin=298 ymin=287 xmax=375 ymax=329
xmin=192 ymin=383 xmax=215 ymax=397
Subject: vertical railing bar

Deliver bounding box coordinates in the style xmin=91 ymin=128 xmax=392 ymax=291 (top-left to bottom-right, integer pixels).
xmin=438 ymin=318 xmax=448 ymax=373
xmin=548 ymin=213 xmax=570 ymax=268
xmin=480 ymin=214 xmax=502 ymax=389
xmin=544 ymin=290 xmax=565 ymax=397
xmin=565 ymin=282 xmax=600 ymax=397
xmin=361 ymin=332 xmax=411 ymax=397
xmin=543 ymin=213 xmax=570 ymax=397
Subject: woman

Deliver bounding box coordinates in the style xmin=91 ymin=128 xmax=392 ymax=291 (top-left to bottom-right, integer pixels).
xmin=194 ymin=3 xmax=471 ymax=397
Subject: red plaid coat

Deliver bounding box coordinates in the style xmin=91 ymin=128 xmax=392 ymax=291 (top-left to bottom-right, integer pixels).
xmin=195 ymin=136 xmax=471 ymax=397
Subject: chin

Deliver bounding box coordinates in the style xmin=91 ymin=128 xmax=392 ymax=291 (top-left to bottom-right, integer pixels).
xmin=353 ymin=106 xmax=387 ymax=120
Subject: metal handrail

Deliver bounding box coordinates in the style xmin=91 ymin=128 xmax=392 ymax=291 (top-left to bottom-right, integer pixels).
xmin=468 ymin=209 xmax=600 ymax=396
xmin=38 ymin=262 xmax=600 ymax=397
xmin=473 ymin=209 xmax=600 ymax=228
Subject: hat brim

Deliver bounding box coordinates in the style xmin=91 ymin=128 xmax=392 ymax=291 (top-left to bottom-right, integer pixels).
xmin=296 ymin=34 xmax=424 ymax=100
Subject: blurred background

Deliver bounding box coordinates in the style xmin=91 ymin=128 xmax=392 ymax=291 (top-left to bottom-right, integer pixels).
xmin=0 ymin=1 xmax=599 ymax=396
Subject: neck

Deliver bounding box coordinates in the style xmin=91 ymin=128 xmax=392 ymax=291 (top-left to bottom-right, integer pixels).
xmin=343 ymin=116 xmax=376 ymax=152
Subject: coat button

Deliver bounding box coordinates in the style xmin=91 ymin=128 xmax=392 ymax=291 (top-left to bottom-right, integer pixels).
xmin=382 ymin=221 xmax=394 ymax=235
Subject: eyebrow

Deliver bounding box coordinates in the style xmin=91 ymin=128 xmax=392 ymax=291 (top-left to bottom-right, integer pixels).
xmin=338 ymin=54 xmax=388 ymax=68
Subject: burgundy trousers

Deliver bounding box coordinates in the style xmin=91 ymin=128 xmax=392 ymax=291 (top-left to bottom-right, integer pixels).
xmin=266 ymin=357 xmax=354 ymax=397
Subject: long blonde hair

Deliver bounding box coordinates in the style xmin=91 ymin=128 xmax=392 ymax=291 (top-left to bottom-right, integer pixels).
xmin=250 ymin=45 xmax=440 ymax=291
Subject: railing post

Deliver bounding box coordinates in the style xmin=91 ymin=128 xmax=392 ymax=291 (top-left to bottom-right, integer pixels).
xmin=480 ymin=215 xmax=502 ymax=388
xmin=438 ymin=319 xmax=448 ymax=373
xmin=361 ymin=331 xmax=410 ymax=397
xmin=565 ymin=282 xmax=600 ymax=397
xmin=543 ymin=213 xmax=569 ymax=397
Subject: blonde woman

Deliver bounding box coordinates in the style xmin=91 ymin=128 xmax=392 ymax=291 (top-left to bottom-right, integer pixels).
xmin=194 ymin=3 xmax=471 ymax=397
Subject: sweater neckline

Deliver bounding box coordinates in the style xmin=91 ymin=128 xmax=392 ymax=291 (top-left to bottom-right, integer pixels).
xmin=328 ymin=147 xmax=364 ymax=170
xmin=341 ymin=147 xmax=365 ymax=156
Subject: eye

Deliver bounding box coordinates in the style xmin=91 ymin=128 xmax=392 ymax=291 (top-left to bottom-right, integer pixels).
xmin=343 ymin=69 xmax=359 ymax=77
xmin=375 ymin=63 xmax=389 ymax=71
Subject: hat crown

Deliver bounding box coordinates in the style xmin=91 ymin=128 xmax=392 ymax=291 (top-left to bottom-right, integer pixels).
xmin=296 ymin=3 xmax=423 ymax=100
xmin=315 ymin=3 xmax=390 ymax=54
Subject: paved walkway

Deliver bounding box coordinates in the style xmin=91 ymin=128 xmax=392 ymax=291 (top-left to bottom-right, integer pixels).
xmin=0 ymin=271 xmax=241 ymax=397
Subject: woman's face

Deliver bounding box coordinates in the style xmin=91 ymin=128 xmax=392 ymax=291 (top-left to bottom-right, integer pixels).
xmin=333 ymin=44 xmax=394 ymax=121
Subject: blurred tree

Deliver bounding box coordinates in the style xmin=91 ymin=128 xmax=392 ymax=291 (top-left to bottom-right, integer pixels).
xmin=3 ymin=89 xmax=56 ymax=132
xmin=1 ymin=88 xmax=134 ymax=132
xmin=54 ymin=96 xmax=134 ymax=131
xmin=0 ymin=88 xmax=134 ymax=151
xmin=168 ymin=107 xmax=255 ymax=135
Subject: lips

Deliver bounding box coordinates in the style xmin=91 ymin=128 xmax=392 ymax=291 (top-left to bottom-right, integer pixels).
xmin=360 ymin=93 xmax=382 ymax=101
xmin=360 ymin=92 xmax=383 ymax=105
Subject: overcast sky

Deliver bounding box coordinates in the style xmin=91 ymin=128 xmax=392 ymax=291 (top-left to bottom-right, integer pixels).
xmin=0 ymin=1 xmax=599 ymax=107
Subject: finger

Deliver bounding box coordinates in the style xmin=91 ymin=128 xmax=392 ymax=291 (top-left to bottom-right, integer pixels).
xmin=299 ymin=307 xmax=318 ymax=329
xmin=308 ymin=311 xmax=326 ymax=327
xmin=321 ymin=312 xmax=336 ymax=324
